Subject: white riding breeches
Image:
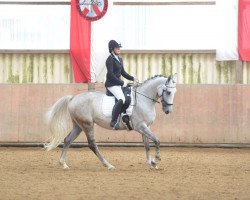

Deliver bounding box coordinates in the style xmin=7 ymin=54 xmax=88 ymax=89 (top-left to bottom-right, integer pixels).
xmin=107 ymin=85 xmax=125 ymax=103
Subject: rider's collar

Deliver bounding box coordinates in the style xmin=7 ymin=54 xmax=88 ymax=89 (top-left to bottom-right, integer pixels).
xmin=111 ymin=53 xmax=120 ymax=62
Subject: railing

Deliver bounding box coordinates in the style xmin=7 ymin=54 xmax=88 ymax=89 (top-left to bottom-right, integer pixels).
xmin=122 ymin=51 xmax=237 ymax=84
xmin=0 ymin=50 xmax=71 ymax=83
xmin=243 ymin=62 xmax=250 ymax=84
xmin=0 ymin=50 xmax=249 ymax=84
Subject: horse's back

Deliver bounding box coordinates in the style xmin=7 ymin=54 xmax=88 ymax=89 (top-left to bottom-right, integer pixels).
xmin=68 ymin=92 xmax=104 ymax=122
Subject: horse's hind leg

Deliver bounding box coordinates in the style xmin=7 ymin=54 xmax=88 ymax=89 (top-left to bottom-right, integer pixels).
xmin=142 ymin=135 xmax=152 ymax=166
xmin=59 ymin=121 xmax=82 ymax=169
xmin=83 ymin=124 xmax=115 ymax=170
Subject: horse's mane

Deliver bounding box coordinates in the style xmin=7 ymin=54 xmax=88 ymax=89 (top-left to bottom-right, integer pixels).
xmin=141 ymin=75 xmax=168 ymax=85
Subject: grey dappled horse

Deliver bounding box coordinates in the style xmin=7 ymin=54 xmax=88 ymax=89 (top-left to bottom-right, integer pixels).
xmin=45 ymin=74 xmax=177 ymax=170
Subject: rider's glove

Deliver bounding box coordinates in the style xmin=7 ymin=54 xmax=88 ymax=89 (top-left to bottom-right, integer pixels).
xmin=133 ymin=78 xmax=139 ymax=85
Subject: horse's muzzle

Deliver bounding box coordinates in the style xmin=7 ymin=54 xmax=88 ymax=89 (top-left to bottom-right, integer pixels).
xmin=164 ymin=106 xmax=173 ymax=114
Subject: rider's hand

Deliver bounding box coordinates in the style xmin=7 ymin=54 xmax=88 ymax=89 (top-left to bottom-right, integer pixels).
xmin=134 ymin=78 xmax=139 ymax=85
xmin=123 ymin=82 xmax=127 ymax=87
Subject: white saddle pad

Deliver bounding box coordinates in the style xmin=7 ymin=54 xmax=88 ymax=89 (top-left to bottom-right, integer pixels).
xmin=102 ymin=95 xmax=116 ymax=117
xmin=101 ymin=92 xmax=134 ymax=118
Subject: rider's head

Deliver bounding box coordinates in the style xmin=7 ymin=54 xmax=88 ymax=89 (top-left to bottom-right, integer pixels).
xmin=108 ymin=40 xmax=122 ymax=55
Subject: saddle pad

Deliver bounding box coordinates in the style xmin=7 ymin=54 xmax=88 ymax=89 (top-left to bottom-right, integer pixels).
xmin=102 ymin=95 xmax=115 ymax=117
xmin=101 ymin=90 xmax=134 ymax=118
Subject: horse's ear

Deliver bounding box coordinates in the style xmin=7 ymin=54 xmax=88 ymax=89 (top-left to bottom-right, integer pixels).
xmin=172 ymin=73 xmax=177 ymax=83
xmin=166 ymin=76 xmax=171 ymax=83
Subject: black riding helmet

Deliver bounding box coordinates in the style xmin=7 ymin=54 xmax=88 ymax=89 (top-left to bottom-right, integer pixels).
xmin=108 ymin=40 xmax=122 ymax=53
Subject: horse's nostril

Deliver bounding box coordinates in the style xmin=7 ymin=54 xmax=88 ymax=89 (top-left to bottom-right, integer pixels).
xmin=165 ymin=111 xmax=169 ymax=114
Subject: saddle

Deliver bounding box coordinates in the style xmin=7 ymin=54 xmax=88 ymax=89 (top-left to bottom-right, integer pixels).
xmin=105 ymin=86 xmax=131 ymax=112
xmin=103 ymin=86 xmax=133 ymax=130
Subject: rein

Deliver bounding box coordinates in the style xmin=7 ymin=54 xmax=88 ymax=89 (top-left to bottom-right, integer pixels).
xmin=132 ymin=87 xmax=160 ymax=104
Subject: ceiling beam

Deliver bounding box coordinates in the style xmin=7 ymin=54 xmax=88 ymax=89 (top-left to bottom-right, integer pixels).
xmin=113 ymin=1 xmax=216 ymax=6
xmin=0 ymin=1 xmax=216 ymax=5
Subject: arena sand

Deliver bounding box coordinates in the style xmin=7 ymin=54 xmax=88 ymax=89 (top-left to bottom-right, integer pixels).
xmin=0 ymin=147 xmax=249 ymax=200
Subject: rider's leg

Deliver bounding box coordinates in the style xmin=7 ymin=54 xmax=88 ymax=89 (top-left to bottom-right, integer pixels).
xmin=110 ymin=99 xmax=123 ymax=129
xmin=107 ymin=86 xmax=125 ymax=130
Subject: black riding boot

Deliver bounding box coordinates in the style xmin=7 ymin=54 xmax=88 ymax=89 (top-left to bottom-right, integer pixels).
xmin=110 ymin=99 xmax=123 ymax=130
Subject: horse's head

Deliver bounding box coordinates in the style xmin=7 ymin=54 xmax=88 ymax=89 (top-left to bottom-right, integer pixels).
xmin=157 ymin=73 xmax=177 ymax=114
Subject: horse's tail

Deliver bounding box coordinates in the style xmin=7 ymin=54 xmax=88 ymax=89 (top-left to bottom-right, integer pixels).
xmin=44 ymin=95 xmax=73 ymax=151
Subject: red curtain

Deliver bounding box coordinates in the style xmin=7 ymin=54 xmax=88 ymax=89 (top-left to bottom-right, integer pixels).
xmin=238 ymin=0 xmax=250 ymax=61
xmin=70 ymin=0 xmax=91 ymax=82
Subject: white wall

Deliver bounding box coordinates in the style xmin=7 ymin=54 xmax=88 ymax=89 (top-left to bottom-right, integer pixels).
xmin=0 ymin=4 xmax=70 ymax=49
xmin=0 ymin=1 xmax=218 ymax=50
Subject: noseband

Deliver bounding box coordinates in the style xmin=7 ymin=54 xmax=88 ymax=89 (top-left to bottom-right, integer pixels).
xmin=160 ymin=85 xmax=175 ymax=107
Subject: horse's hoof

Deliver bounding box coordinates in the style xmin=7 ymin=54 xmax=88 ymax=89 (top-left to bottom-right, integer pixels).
xmin=150 ymin=160 xmax=160 ymax=169
xmin=108 ymin=165 xmax=115 ymax=171
xmin=60 ymin=161 xmax=69 ymax=170
xmin=63 ymin=165 xmax=69 ymax=170
xmin=150 ymin=165 xmax=159 ymax=170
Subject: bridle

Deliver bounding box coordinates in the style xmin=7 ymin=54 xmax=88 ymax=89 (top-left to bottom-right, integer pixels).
xmin=159 ymin=85 xmax=175 ymax=107
xmin=132 ymin=83 xmax=176 ymax=106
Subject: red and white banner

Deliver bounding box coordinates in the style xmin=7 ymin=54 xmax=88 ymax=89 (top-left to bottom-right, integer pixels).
xmin=70 ymin=0 xmax=91 ymax=82
xmin=70 ymin=0 xmax=109 ymax=83
xmin=238 ymin=0 xmax=250 ymax=61
xmin=216 ymin=0 xmax=250 ymax=61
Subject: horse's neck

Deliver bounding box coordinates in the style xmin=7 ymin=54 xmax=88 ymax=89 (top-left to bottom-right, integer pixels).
xmin=138 ymin=77 xmax=167 ymax=100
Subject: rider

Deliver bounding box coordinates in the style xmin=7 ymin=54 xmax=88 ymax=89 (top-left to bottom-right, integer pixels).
xmin=105 ymin=40 xmax=137 ymax=130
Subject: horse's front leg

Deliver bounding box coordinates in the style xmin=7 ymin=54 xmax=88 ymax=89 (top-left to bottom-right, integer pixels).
xmin=138 ymin=124 xmax=161 ymax=169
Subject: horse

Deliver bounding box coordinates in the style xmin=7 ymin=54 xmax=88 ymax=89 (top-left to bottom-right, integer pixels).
xmin=44 ymin=74 xmax=177 ymax=170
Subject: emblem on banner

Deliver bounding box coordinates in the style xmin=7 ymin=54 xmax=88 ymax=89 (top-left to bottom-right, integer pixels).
xmin=77 ymin=0 xmax=108 ymax=21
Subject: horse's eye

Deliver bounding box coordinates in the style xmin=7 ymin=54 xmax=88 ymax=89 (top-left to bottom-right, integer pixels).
xmin=166 ymin=91 xmax=171 ymax=95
